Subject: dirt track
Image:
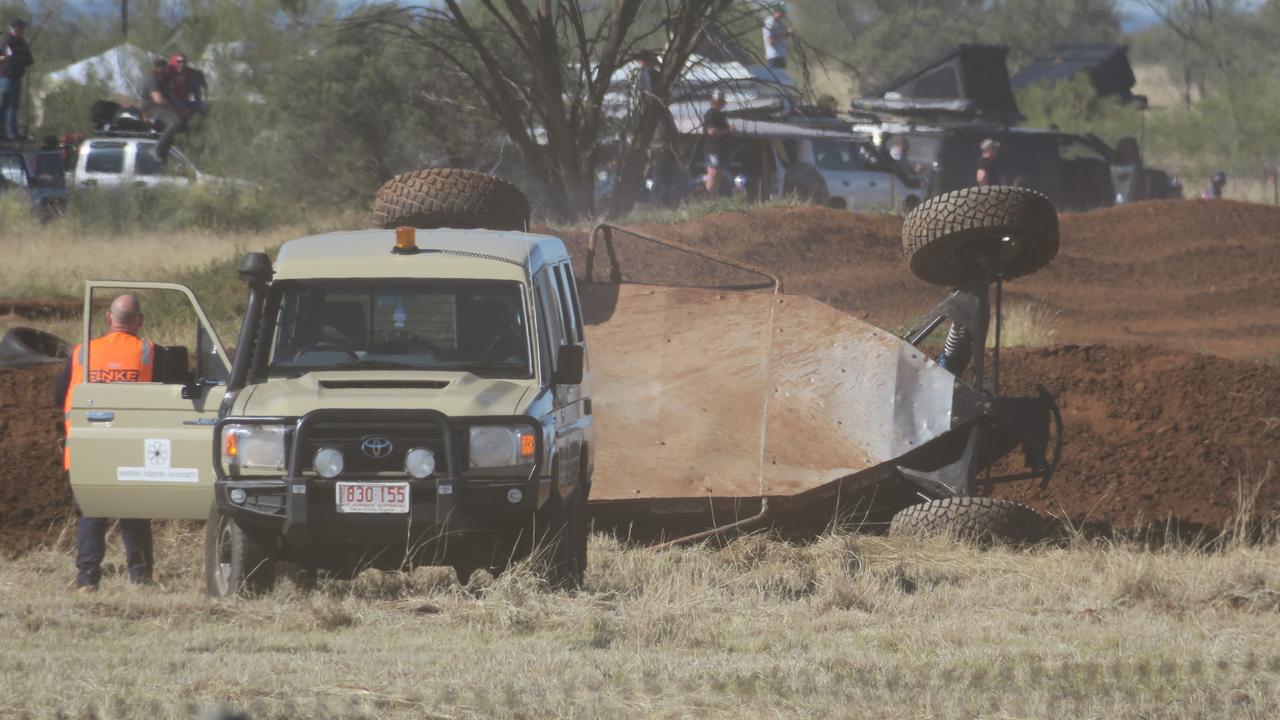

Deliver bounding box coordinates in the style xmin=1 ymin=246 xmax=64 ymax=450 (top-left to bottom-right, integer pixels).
xmin=2 ymin=199 xmax=1278 ymax=554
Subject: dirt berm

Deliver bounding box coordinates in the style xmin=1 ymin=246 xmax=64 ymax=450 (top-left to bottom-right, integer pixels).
xmin=3 ymin=199 xmax=1278 ymax=554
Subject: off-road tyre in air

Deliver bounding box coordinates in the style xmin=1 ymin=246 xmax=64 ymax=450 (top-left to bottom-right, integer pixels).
xmin=205 ymin=507 xmax=276 ymax=597
xmin=888 ymin=496 xmax=1047 ymax=546
xmin=372 ymin=168 xmax=530 ymax=232
xmin=901 ymin=185 xmax=1059 ymax=287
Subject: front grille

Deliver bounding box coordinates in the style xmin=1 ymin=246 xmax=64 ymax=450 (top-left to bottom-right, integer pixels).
xmin=298 ymin=420 xmax=463 ymax=476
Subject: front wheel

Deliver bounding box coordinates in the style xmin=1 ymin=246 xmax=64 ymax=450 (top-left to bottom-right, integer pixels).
xmin=532 ymin=484 xmax=588 ymax=590
xmin=204 ymin=507 xmax=276 ymax=598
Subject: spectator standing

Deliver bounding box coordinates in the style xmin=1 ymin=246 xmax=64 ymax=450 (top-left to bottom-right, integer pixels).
xmin=1202 ymin=171 xmax=1227 ymax=199
xmin=762 ymin=4 xmax=790 ymax=70
xmin=0 ymin=19 xmax=34 ymax=141
xmin=703 ymin=89 xmax=732 ymax=196
xmin=55 ymin=294 xmax=156 ymax=592
xmin=888 ymin=136 xmax=924 ymax=179
xmin=975 ymin=138 xmax=1004 ymax=186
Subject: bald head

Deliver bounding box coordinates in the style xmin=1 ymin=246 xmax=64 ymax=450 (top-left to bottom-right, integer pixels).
xmin=108 ymin=294 xmax=144 ymax=334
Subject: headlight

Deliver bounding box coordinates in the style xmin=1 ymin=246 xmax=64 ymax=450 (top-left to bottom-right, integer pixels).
xmin=468 ymin=426 xmax=536 ymax=468
xmin=405 ymin=447 xmax=436 ymax=479
xmin=222 ymin=424 xmax=287 ymax=472
xmin=314 ymin=447 xmax=344 ymax=478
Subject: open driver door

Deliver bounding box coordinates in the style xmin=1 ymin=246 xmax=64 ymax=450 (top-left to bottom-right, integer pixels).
xmin=67 ymin=281 xmax=232 ymax=519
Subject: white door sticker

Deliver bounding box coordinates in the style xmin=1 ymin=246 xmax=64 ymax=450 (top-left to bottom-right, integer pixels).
xmin=145 ymin=438 xmax=172 ymax=468
xmin=117 ymin=438 xmax=200 ymax=483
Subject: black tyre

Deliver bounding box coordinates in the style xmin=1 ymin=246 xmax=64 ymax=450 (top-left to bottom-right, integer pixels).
xmin=532 ymin=483 xmax=588 ymax=590
xmin=372 ymin=168 xmax=530 ymax=231
xmin=901 ymin=186 xmax=1058 ymax=286
xmin=889 ymin=497 xmax=1046 ymax=546
xmin=0 ymin=327 xmax=69 ymax=368
xmin=205 ymin=507 xmax=276 ymax=597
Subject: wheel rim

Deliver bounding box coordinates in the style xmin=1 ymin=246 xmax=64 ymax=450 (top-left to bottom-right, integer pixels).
xmin=215 ymin=516 xmax=234 ymax=595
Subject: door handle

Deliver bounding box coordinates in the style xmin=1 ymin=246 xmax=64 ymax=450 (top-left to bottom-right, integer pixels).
xmin=86 ymin=411 xmax=115 ymax=422
xmin=133 ymin=181 xmax=148 ymax=188
xmin=81 ymin=178 xmax=97 ymax=186
xmin=869 ymin=181 xmax=877 ymax=187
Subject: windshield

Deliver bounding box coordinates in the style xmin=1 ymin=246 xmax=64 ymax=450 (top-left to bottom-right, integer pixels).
xmin=265 ymin=279 xmax=532 ymax=379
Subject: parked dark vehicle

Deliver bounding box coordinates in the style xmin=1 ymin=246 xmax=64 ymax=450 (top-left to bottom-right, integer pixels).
xmin=0 ymin=147 xmax=67 ymax=220
xmin=890 ymin=125 xmax=1115 ymax=212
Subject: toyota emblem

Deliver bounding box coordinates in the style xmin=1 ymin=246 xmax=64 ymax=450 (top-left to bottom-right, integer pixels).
xmin=360 ymin=436 xmax=394 ymax=459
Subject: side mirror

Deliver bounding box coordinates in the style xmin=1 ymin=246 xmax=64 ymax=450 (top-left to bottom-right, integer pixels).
xmin=553 ymin=345 xmax=585 ymax=386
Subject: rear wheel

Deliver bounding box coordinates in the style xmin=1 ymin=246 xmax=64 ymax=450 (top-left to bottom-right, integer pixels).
xmin=901 ymin=186 xmax=1058 ymax=286
xmin=204 ymin=507 xmax=276 ymax=598
xmin=889 ymin=497 xmax=1046 ymax=546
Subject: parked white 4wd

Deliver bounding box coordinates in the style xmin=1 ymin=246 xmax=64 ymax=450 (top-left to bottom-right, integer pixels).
xmin=72 ymin=136 xmax=245 ymax=190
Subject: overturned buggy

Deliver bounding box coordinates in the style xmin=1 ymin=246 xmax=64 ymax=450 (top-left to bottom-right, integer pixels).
xmin=582 ymin=185 xmax=1062 ymax=545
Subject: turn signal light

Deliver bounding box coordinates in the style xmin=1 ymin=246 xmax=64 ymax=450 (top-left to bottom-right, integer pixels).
xmin=519 ymin=432 xmax=536 ymax=459
xmin=394 ymin=226 xmax=417 ymax=252
xmin=224 ymin=432 xmax=239 ymax=458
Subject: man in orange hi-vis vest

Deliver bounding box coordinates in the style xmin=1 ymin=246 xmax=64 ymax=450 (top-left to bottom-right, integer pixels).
xmin=55 ymin=293 xmax=155 ymax=592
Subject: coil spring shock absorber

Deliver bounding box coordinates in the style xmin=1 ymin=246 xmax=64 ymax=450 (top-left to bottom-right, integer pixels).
xmin=937 ymin=323 xmax=972 ymax=374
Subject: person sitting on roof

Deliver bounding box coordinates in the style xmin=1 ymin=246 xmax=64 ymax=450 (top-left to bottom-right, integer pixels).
xmin=140 ymin=57 xmax=191 ymax=162
xmin=167 ymin=53 xmax=207 ymax=115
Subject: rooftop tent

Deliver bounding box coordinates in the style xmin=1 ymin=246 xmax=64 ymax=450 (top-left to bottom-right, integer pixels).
xmin=1011 ymin=43 xmax=1145 ymax=105
xmin=32 ymin=43 xmax=156 ymax=128
xmin=851 ymin=44 xmax=1022 ymax=123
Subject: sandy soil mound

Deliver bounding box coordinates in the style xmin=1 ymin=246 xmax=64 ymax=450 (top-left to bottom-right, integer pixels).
xmin=561 ymin=199 xmax=1280 ymax=361
xmin=995 ymin=346 xmax=1279 ymax=530
xmin=0 ymin=365 xmax=71 ymax=557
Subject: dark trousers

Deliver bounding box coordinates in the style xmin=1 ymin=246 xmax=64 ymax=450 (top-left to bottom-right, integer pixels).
xmin=767 ymin=57 xmax=786 ymax=70
xmin=147 ymin=106 xmax=189 ymax=161
xmin=76 ymin=515 xmax=154 ymax=588
xmin=0 ymin=77 xmax=21 ymax=140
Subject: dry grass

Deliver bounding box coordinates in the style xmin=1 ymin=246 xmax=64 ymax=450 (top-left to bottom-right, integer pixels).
xmin=988 ymin=300 xmax=1061 ymax=348
xmin=3 ymin=527 xmax=1280 ymax=719
xmin=0 ymin=212 xmax=361 ymax=301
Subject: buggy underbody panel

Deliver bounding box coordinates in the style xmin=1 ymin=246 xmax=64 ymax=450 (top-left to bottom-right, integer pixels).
xmin=580 ymin=283 xmax=958 ymax=533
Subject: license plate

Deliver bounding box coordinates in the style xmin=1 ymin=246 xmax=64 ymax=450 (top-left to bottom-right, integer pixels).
xmin=335 ymin=482 xmax=410 ymax=514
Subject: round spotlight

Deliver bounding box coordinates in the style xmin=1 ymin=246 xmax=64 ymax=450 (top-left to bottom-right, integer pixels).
xmin=229 ymin=488 xmax=247 ymax=505
xmin=314 ymin=448 xmax=344 ymax=479
xmin=405 ymin=447 xmax=436 ymax=479
xmin=506 ymin=488 xmax=523 ymax=504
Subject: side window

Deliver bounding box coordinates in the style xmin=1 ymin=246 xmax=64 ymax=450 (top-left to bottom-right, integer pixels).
xmin=560 ymin=264 xmax=585 ymax=342
xmin=0 ymin=154 xmax=28 ymax=187
xmin=84 ymin=142 xmax=126 ymax=174
xmin=1059 ymin=137 xmax=1107 ymax=163
xmin=137 ymin=144 xmax=195 ymax=178
xmin=552 ymin=264 xmax=580 ymax=344
xmin=534 ymin=270 xmax=566 ymax=353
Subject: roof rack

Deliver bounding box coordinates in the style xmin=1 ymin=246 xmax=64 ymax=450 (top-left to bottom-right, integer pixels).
xmin=91 ymin=129 xmax=161 ymax=139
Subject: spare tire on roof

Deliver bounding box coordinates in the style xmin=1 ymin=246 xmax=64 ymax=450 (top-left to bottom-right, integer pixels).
xmin=372 ymin=169 xmax=530 ymax=232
